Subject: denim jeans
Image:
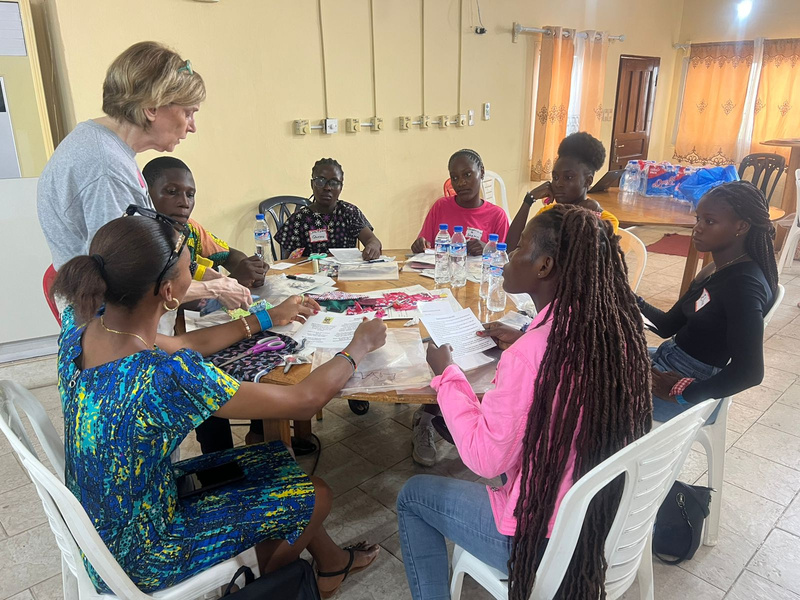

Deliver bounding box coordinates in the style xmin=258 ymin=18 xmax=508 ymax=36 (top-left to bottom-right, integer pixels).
xmin=650 ymin=339 xmax=722 ymax=423
xmin=397 ymin=475 xmax=512 ymax=600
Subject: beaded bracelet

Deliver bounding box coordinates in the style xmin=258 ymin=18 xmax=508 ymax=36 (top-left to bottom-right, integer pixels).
xmin=240 ymin=317 xmax=252 ymax=339
xmin=335 ymin=351 xmax=357 ymax=372
xmin=253 ymin=308 xmax=273 ymax=332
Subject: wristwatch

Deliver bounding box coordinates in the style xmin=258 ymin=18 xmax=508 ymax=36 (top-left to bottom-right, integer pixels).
xmin=523 ymin=191 xmax=534 ymax=206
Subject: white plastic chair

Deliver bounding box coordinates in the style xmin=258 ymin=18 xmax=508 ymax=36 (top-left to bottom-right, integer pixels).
xmin=0 ymin=380 xmax=258 ymax=600
xmin=482 ymin=170 xmax=510 ymax=219
xmin=450 ymin=399 xmax=718 ymax=600
xmin=777 ymin=169 xmax=800 ymax=275
xmin=619 ymin=227 xmax=648 ymax=292
xmin=652 ymin=283 xmax=786 ymax=547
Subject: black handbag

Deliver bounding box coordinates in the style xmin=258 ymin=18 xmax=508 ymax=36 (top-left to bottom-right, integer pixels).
xmin=222 ymin=560 xmax=321 ymax=600
xmin=653 ymin=481 xmax=713 ymax=564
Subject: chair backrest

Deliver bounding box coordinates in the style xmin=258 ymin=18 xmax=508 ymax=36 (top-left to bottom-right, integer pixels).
xmin=530 ymin=399 xmax=718 ymax=600
xmin=258 ymin=196 xmax=310 ymax=260
xmin=777 ymin=170 xmax=800 ymax=274
xmin=482 ymin=170 xmax=510 ymax=219
xmin=764 ymin=284 xmax=786 ymax=328
xmin=618 ymin=228 xmax=648 ymax=292
xmin=42 ymin=264 xmax=61 ymax=326
xmin=738 ymin=153 xmax=786 ymax=203
xmin=0 ymin=380 xmax=153 ymax=599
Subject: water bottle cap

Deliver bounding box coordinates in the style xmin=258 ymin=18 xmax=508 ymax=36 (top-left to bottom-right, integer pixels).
xmin=256 ymin=214 xmax=265 ymax=220
xmin=439 ymin=224 xmax=448 ymax=230
xmin=488 ymin=233 xmax=499 ymax=242
xmin=453 ymin=226 xmax=464 ymax=232
xmin=497 ymin=243 xmax=507 ymax=251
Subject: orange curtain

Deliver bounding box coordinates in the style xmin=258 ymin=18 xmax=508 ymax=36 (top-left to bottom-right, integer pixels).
xmin=531 ymin=27 xmax=575 ymax=181
xmin=578 ymin=31 xmax=609 ymax=137
xmin=750 ymin=38 xmax=800 ymax=161
xmin=674 ymin=42 xmax=754 ymax=166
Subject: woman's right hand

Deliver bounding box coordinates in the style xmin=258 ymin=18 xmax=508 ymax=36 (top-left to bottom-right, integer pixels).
xmin=348 ymin=318 xmax=388 ymax=355
xmin=411 ymin=237 xmax=431 ymax=254
xmin=477 ymin=322 xmax=524 ymax=350
xmin=207 ymin=277 xmax=253 ymax=310
xmin=527 ymin=181 xmax=554 ymax=202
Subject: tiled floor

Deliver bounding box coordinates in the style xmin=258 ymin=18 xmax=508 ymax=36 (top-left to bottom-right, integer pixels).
xmin=2 ymin=225 xmax=800 ymax=599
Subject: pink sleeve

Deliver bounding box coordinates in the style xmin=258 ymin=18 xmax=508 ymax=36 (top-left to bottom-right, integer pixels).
xmin=495 ymin=208 xmax=510 ymax=242
xmin=433 ymin=349 xmax=537 ymax=478
xmin=417 ymin=198 xmax=443 ymax=243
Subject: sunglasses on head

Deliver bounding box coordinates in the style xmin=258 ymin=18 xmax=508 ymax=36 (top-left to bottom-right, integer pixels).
xmin=124 ymin=205 xmax=190 ymax=295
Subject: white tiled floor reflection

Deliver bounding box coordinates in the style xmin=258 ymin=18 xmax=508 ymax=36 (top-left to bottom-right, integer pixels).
xmin=2 ymin=227 xmax=800 ymax=599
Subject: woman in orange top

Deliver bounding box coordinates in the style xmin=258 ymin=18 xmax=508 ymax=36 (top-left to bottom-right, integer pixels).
xmin=506 ymin=132 xmax=619 ymax=250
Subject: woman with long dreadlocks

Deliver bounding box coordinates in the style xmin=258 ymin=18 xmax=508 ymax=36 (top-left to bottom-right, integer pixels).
xmin=640 ymin=180 xmax=778 ymax=422
xmin=397 ymin=204 xmax=652 ymax=600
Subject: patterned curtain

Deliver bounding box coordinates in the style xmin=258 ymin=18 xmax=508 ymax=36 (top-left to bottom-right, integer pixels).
xmin=750 ymin=38 xmax=800 ymax=161
xmin=674 ymin=42 xmax=754 ymax=166
xmin=531 ymin=27 xmax=575 ymax=181
xmin=578 ymin=31 xmax=609 ymax=137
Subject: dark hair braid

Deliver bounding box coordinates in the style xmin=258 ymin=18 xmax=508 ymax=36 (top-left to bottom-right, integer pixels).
xmin=448 ymin=148 xmax=484 ymax=172
xmin=508 ymin=204 xmax=652 ymax=600
xmin=312 ymin=157 xmax=344 ymax=179
xmin=703 ymin=180 xmax=779 ymax=294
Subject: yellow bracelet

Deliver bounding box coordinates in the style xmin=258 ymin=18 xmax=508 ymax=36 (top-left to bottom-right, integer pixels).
xmin=241 ymin=317 xmax=252 ymax=339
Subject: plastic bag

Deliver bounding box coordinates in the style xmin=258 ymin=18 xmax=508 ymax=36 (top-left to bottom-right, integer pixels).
xmin=674 ymin=165 xmax=739 ymax=206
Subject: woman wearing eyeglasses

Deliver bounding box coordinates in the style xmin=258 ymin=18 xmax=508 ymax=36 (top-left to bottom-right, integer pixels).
xmin=50 ymin=208 xmax=388 ymax=596
xmin=273 ymin=158 xmax=383 ymax=259
xmin=37 ymin=41 xmax=251 ymax=312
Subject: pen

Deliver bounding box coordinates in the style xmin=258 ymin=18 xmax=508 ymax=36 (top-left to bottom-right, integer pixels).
xmin=286 ymin=274 xmax=315 ymax=282
xmin=366 ymin=258 xmax=389 ymax=263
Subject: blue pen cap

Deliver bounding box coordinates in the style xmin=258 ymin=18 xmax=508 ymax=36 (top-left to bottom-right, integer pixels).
xmin=439 ymin=224 xmax=448 ymax=230
xmin=453 ymin=226 xmax=464 ymax=232
xmin=497 ymin=243 xmax=507 ymax=251
xmin=488 ymin=233 xmax=499 ymax=242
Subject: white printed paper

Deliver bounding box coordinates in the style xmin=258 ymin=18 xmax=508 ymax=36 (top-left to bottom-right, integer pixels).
xmin=293 ymin=312 xmax=366 ymax=349
xmin=269 ymin=262 xmax=294 ymax=270
xmin=338 ymin=261 xmax=399 ymax=281
xmin=420 ymin=308 xmax=496 ymax=358
xmin=416 ymin=300 xmax=454 ymax=317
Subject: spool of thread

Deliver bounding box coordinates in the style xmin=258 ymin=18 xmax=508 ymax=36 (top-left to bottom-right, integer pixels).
xmin=310 ymin=253 xmax=327 ymax=274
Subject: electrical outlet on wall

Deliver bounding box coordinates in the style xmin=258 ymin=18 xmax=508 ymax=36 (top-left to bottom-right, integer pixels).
xmin=345 ymin=118 xmax=361 ymax=133
xmin=439 ymin=115 xmax=450 ymax=128
xmin=294 ymin=119 xmax=310 ymax=135
xmin=483 ymin=102 xmax=491 ymax=120
xmin=399 ymin=116 xmax=411 ymax=130
xmin=419 ymin=115 xmax=430 ymax=129
xmin=468 ymin=109 xmax=475 ymax=126
xmin=457 ymin=114 xmax=467 ymax=127
xmin=324 ymin=118 xmax=338 ymax=134
xmin=370 ymin=116 xmax=383 ymax=131
xmin=602 ymin=108 xmax=613 ymax=122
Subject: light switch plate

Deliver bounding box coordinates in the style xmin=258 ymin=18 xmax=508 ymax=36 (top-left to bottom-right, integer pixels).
xmin=483 ymin=102 xmax=491 ymax=120
xmin=324 ymin=118 xmax=338 ymax=134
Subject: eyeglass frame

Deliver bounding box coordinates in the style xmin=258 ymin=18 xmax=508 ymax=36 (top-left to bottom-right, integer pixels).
xmin=177 ymin=59 xmax=193 ymax=75
xmin=123 ymin=205 xmax=190 ymax=295
xmin=310 ymin=176 xmax=344 ymax=190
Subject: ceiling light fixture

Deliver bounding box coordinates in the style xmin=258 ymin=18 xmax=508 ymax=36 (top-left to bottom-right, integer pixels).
xmin=737 ymin=0 xmax=753 ymax=19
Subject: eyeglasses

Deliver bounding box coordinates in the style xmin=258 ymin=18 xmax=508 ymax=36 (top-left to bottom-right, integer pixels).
xmin=124 ymin=205 xmax=190 ymax=294
xmin=177 ymin=59 xmax=193 ymax=75
xmin=311 ymin=176 xmax=343 ymax=190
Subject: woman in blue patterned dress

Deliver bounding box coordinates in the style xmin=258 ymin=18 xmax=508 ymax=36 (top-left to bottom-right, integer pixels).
xmin=50 ymin=208 xmax=387 ymax=597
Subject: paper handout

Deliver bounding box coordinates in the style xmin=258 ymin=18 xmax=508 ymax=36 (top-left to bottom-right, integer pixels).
xmin=293 ymin=312 xmax=365 ymax=349
xmin=420 ymin=308 xmax=496 ymax=358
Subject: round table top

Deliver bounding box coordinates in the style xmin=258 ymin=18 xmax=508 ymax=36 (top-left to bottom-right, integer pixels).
xmin=592 ymin=189 xmax=784 ymax=227
xmin=761 ymin=138 xmax=800 ymax=148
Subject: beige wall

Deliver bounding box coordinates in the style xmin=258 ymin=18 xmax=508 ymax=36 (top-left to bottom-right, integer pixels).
xmin=41 ymin=0 xmax=687 ymax=251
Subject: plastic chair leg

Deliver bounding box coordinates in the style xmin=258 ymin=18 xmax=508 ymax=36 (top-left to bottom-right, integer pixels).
xmin=316 ymin=410 xmax=323 ymax=421
xmin=636 ymin=536 xmax=655 ymax=600
xmin=61 ymin=559 xmax=79 ymax=600
xmin=697 ymin=423 xmax=726 ymax=546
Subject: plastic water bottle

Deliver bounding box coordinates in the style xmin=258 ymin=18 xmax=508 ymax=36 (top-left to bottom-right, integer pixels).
xmin=487 ymin=243 xmax=509 ymax=312
xmin=621 ymin=161 xmax=641 ymax=194
xmin=479 ymin=233 xmax=500 ymax=299
xmin=449 ymin=226 xmax=467 ymax=288
xmin=254 ymin=214 xmax=272 ymax=264
xmin=434 ymin=224 xmax=451 ymax=286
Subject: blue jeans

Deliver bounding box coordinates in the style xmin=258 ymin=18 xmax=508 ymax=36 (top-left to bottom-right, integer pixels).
xmin=650 ymin=339 xmax=722 ymax=423
xmin=397 ymin=475 xmax=512 ymax=600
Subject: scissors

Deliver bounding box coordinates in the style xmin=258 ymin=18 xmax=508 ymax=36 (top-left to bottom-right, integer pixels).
xmin=218 ymin=336 xmax=287 ymax=368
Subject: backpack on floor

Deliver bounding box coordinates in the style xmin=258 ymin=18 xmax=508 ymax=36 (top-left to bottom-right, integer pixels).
xmin=222 ymin=559 xmax=321 ymax=600
xmin=653 ymin=481 xmax=712 ymax=564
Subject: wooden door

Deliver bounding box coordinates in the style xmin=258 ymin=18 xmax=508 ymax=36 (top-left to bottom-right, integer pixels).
xmin=609 ymin=56 xmax=660 ymax=170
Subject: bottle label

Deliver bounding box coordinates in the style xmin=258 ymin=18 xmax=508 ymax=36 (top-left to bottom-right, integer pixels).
xmin=435 ymin=242 xmax=450 ymax=253
xmin=489 ymin=265 xmax=504 ymax=276
xmin=449 ymin=243 xmax=465 ymax=255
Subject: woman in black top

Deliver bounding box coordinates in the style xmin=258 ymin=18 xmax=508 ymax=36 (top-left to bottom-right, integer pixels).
xmin=639 ymin=181 xmax=779 ymax=422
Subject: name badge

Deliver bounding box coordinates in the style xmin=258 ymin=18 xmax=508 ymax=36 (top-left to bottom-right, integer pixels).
xmin=465 ymin=227 xmax=483 ymax=240
xmin=695 ymin=288 xmax=711 ymax=312
xmin=309 ymin=228 xmax=329 ymax=243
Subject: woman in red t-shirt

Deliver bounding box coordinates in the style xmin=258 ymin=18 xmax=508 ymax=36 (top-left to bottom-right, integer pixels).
xmin=411 ymin=149 xmax=509 ymax=257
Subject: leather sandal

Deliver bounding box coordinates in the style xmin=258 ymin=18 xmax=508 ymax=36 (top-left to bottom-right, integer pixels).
xmin=316 ymin=541 xmax=379 ymax=598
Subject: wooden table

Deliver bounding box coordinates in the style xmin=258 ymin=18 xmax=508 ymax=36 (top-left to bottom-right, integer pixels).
xmin=761 ymin=138 xmax=800 ymax=215
xmin=260 ymin=252 xmax=512 ymax=443
xmin=592 ymin=189 xmax=784 ymax=296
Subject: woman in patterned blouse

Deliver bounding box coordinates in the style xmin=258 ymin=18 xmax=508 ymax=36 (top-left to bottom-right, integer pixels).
xmin=274 ymin=158 xmax=383 ymax=258
xmin=50 ymin=210 xmax=387 ymax=596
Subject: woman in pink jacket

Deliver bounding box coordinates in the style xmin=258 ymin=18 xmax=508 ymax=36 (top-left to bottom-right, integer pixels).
xmin=397 ymin=204 xmax=652 ymax=600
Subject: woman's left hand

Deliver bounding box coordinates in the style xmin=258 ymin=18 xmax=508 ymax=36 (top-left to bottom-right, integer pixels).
xmin=466 ymin=238 xmax=485 ymax=256
xmin=267 ymin=295 xmax=321 ymax=326
xmin=426 ymin=342 xmax=454 ymax=376
xmin=362 ymin=242 xmax=382 ymax=261
xmin=651 ymin=368 xmax=682 ymax=401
